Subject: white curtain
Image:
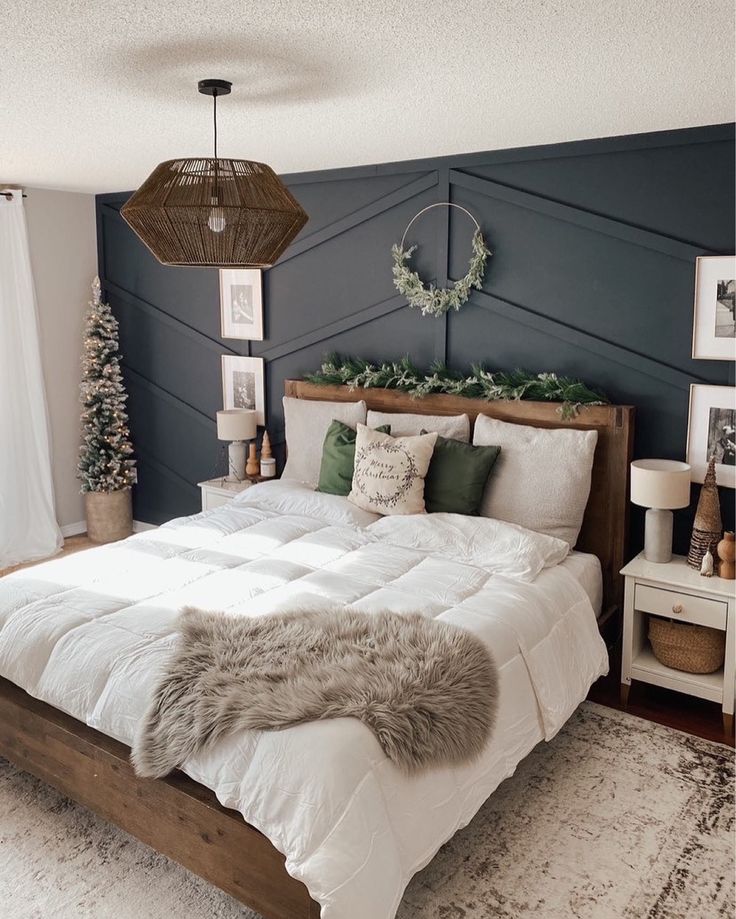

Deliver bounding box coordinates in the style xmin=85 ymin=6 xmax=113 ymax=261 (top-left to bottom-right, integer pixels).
xmin=0 ymin=189 xmax=62 ymax=567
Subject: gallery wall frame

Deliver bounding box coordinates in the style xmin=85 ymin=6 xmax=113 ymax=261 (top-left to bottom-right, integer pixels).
xmin=686 ymin=383 xmax=736 ymax=488
xmin=222 ymin=355 xmax=265 ymax=425
xmin=692 ymin=256 xmax=736 ymax=360
xmin=220 ymin=269 xmax=264 ymax=341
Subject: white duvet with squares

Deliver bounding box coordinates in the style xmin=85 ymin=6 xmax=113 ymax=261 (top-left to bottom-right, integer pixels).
xmin=0 ymin=480 xmax=607 ymax=919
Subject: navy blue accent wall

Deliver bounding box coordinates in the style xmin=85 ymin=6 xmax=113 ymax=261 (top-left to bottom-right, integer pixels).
xmin=96 ymin=123 xmax=735 ymax=555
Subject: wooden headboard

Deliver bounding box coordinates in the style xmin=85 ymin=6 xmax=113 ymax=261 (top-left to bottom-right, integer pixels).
xmin=284 ymin=380 xmax=635 ymax=617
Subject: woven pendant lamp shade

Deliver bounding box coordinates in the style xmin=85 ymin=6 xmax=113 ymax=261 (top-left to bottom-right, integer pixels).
xmin=121 ymin=158 xmax=308 ymax=268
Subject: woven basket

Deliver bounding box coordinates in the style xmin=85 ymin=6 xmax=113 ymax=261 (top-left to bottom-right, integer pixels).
xmin=85 ymin=488 xmax=133 ymax=544
xmin=648 ymin=615 xmax=725 ymax=674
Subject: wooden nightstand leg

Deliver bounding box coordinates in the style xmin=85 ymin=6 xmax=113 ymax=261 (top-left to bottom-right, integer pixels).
xmin=620 ymin=682 xmax=630 ymax=706
xmin=723 ymin=712 xmax=734 ymax=737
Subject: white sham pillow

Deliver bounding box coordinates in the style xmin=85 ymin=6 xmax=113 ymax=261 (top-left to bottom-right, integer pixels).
xmin=348 ymin=425 xmax=438 ymax=515
xmin=235 ymin=479 xmax=381 ymax=527
xmin=282 ymin=397 xmax=367 ymax=487
xmin=368 ymin=512 xmax=569 ymax=581
xmin=366 ymin=410 xmax=470 ymax=442
xmin=473 ymin=415 xmax=598 ymax=547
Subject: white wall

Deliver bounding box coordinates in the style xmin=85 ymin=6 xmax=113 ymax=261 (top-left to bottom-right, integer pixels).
xmin=24 ymin=187 xmax=97 ymax=532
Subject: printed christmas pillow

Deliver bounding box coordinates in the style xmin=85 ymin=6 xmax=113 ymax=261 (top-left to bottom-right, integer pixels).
xmin=348 ymin=424 xmax=437 ymax=515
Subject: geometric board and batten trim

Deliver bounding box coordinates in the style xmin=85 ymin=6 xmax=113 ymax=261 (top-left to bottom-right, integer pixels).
xmin=96 ymin=123 xmax=736 ymax=551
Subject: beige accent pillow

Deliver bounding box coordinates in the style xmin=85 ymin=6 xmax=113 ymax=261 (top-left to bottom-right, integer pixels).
xmin=366 ymin=410 xmax=470 ymax=442
xmin=282 ymin=397 xmax=367 ymax=486
xmin=348 ymin=425 xmax=438 ymax=516
xmin=473 ymin=415 xmax=598 ymax=547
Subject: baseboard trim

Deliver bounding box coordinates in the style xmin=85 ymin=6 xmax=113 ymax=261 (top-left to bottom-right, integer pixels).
xmin=60 ymin=520 xmax=158 ymax=538
xmin=60 ymin=521 xmax=86 ymax=538
xmin=132 ymin=520 xmax=158 ymax=532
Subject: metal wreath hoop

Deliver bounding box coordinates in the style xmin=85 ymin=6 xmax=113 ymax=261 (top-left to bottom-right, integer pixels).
xmin=399 ymin=202 xmax=481 ymax=251
xmin=392 ymin=202 xmax=492 ymax=317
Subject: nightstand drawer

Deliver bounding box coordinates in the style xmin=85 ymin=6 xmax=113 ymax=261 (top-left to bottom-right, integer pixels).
xmin=634 ymin=583 xmax=727 ymax=630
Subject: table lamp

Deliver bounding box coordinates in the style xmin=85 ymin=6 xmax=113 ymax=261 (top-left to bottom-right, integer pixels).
xmin=217 ymin=409 xmax=257 ymax=482
xmin=630 ymin=459 xmax=691 ymax=563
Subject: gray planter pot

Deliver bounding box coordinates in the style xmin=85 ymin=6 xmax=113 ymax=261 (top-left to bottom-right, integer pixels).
xmin=85 ymin=488 xmax=133 ymax=544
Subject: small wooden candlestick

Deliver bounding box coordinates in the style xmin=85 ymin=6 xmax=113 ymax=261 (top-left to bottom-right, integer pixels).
xmin=717 ymin=531 xmax=735 ymax=579
xmin=245 ymin=443 xmax=260 ymax=478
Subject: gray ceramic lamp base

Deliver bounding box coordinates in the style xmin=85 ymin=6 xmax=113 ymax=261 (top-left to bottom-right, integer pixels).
xmin=226 ymin=441 xmax=246 ymax=482
xmin=643 ymin=508 xmax=674 ymax=563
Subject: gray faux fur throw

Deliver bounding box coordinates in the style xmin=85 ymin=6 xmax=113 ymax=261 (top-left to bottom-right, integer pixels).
xmin=131 ymin=605 xmax=498 ymax=778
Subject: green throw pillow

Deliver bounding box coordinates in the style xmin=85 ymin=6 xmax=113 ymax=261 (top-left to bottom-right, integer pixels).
xmin=317 ymin=420 xmax=391 ymax=496
xmin=422 ymin=432 xmax=500 ymax=515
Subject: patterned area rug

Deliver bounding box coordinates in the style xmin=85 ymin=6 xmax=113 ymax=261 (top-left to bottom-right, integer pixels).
xmin=0 ymin=703 xmax=733 ymax=919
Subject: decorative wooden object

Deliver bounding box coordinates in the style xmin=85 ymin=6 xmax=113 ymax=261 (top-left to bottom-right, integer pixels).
xmin=246 ymin=443 xmax=260 ymax=478
xmin=0 ymin=678 xmax=320 ymax=919
xmin=717 ymin=531 xmax=735 ymax=579
xmin=285 ymin=380 xmax=635 ymax=616
xmin=687 ymin=457 xmax=722 ymax=570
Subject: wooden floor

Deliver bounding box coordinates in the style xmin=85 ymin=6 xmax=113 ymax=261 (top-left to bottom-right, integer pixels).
xmin=588 ymin=639 xmax=735 ymax=748
xmin=0 ymin=534 xmax=93 ymax=578
xmin=2 ymin=539 xmax=732 ymax=748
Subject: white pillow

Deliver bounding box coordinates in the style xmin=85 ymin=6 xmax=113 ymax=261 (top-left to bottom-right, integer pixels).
xmin=368 ymin=513 xmax=569 ymax=581
xmin=235 ymin=480 xmax=381 ymax=527
xmin=366 ymin=410 xmax=470 ymax=442
xmin=473 ymin=415 xmax=598 ymax=547
xmin=282 ymin=397 xmax=367 ymax=487
xmin=348 ymin=425 xmax=438 ymax=516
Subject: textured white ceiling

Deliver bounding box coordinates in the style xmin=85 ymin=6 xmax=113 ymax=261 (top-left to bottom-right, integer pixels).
xmin=1 ymin=1 xmax=734 ymax=193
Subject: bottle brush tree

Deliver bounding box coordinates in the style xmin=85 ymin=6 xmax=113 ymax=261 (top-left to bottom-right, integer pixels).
xmin=77 ymin=277 xmax=136 ymax=493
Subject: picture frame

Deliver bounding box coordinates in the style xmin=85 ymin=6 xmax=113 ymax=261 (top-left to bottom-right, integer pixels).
xmin=221 ymin=356 xmax=265 ymax=426
xmin=219 ymin=269 xmax=264 ymax=341
xmin=686 ymin=384 xmax=736 ymax=488
xmin=691 ymin=255 xmax=736 ymax=360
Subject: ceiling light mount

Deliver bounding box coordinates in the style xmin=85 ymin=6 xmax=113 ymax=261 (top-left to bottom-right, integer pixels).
xmin=121 ymin=80 xmax=308 ymax=268
xmin=197 ymin=79 xmax=232 ymax=97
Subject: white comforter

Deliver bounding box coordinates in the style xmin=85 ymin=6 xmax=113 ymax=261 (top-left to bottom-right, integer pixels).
xmin=0 ymin=481 xmax=608 ymax=919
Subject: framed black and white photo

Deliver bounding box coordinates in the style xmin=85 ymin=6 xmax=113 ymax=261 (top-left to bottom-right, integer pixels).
xmin=221 ymin=356 xmax=265 ymax=425
xmin=686 ymin=384 xmax=736 ymax=488
xmin=220 ymin=269 xmax=264 ymax=340
xmin=692 ymin=255 xmax=736 ymax=360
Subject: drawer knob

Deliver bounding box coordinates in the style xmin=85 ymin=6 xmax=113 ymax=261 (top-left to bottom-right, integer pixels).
xmin=672 ymin=603 xmax=683 ymax=614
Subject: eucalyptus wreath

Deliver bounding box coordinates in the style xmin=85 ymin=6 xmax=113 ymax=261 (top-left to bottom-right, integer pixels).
xmin=305 ymin=354 xmax=608 ymax=420
xmin=391 ymin=228 xmax=492 ymax=317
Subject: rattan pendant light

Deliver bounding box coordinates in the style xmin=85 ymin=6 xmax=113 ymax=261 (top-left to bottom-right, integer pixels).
xmin=121 ymin=79 xmax=308 ymax=268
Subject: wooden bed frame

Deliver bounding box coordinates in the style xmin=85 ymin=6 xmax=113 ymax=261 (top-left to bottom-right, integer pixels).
xmin=0 ymin=383 xmax=634 ymax=919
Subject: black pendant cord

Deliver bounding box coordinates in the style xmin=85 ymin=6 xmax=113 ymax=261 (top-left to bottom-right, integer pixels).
xmin=212 ymin=92 xmax=219 ymax=202
xmin=213 ymin=92 xmax=218 ymax=159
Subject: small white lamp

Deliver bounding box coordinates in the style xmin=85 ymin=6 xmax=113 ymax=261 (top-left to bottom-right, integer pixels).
xmin=217 ymin=409 xmax=257 ymax=482
xmin=630 ymin=459 xmax=691 ymax=563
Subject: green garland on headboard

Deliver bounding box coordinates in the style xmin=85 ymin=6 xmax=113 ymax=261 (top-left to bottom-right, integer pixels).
xmin=304 ymin=354 xmax=608 ymax=420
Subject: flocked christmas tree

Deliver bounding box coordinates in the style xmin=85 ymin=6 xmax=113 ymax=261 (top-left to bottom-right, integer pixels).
xmin=77 ymin=278 xmax=136 ymax=493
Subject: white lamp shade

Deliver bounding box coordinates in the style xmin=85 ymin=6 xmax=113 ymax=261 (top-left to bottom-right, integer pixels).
xmin=630 ymin=459 xmax=691 ymax=510
xmin=217 ymin=409 xmax=257 ymax=442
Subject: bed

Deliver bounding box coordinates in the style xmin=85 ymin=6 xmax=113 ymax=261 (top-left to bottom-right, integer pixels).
xmin=0 ymin=383 xmax=634 ymax=919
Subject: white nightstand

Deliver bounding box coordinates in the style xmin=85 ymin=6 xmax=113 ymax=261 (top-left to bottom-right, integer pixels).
xmin=197 ymin=477 xmax=253 ymax=511
xmin=620 ymin=552 xmax=735 ymax=735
